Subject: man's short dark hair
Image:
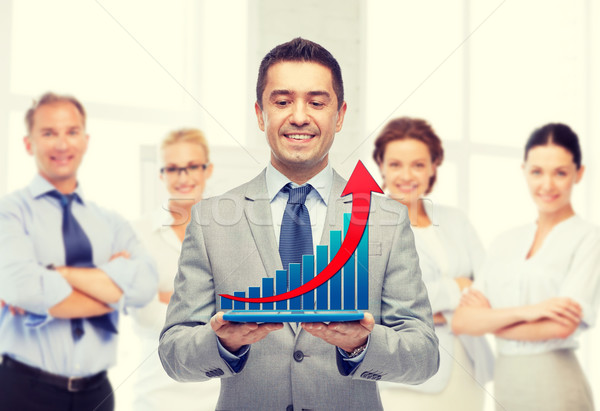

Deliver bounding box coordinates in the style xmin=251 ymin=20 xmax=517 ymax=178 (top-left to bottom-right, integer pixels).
xmin=256 ymin=37 xmax=344 ymax=110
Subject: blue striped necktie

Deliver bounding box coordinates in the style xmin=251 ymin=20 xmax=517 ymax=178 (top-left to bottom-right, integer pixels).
xmin=279 ymin=184 xmax=314 ymax=274
xmin=47 ymin=190 xmax=118 ymax=341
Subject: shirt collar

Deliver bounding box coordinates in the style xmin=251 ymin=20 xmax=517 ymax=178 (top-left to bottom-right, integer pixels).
xmin=265 ymin=162 xmax=332 ymax=206
xmin=28 ymin=174 xmax=86 ymax=204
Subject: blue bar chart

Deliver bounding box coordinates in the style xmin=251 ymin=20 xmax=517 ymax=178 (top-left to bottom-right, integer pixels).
xmin=221 ymin=212 xmax=369 ymax=315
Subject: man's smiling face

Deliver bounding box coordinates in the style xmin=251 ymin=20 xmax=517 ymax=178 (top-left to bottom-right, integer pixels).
xmin=255 ymin=61 xmax=346 ymax=182
xmin=24 ymin=101 xmax=89 ymax=191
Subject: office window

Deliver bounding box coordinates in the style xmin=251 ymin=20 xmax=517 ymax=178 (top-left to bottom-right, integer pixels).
xmin=366 ymin=1 xmax=598 ymax=409
xmin=469 ymin=0 xmax=586 ymax=148
xmin=365 ymin=1 xmax=465 ymax=142
xmin=10 ymin=0 xmax=194 ymax=109
xmin=3 ymin=0 xmax=248 ymax=220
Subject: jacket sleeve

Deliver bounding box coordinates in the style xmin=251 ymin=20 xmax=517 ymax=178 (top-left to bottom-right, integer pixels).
xmin=349 ymin=203 xmax=440 ymax=384
xmin=158 ymin=201 xmax=240 ymax=382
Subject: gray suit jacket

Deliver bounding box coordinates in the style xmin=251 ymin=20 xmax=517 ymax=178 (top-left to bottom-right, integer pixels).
xmin=159 ymin=169 xmax=439 ymax=411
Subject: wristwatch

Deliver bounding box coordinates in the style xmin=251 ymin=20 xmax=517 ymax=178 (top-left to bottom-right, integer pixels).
xmin=345 ymin=343 xmax=367 ymax=358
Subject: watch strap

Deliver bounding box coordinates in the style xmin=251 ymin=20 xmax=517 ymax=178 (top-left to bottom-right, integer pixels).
xmin=345 ymin=343 xmax=367 ymax=358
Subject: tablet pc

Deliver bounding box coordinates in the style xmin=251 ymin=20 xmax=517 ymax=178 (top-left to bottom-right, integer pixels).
xmin=222 ymin=310 xmax=365 ymax=323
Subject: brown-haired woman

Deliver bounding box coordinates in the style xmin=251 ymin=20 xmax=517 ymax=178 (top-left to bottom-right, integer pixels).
xmin=374 ymin=117 xmax=493 ymax=410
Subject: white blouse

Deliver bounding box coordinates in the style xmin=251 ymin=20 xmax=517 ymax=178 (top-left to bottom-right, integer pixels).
xmin=388 ymin=204 xmax=494 ymax=393
xmin=474 ymin=215 xmax=600 ymax=356
xmin=130 ymin=208 xmax=220 ymax=411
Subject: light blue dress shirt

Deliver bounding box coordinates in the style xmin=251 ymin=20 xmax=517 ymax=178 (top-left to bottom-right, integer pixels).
xmin=0 ymin=174 xmax=158 ymax=377
xmin=217 ymin=164 xmax=369 ymax=371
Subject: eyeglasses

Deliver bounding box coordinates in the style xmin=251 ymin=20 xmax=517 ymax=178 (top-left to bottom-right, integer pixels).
xmin=160 ymin=163 xmax=209 ymax=176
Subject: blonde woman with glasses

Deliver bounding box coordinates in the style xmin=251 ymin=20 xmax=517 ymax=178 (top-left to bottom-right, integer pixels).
xmin=130 ymin=129 xmax=218 ymax=411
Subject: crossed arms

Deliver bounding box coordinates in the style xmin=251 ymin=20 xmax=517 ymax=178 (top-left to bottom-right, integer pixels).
xmin=0 ymin=199 xmax=157 ymax=320
xmin=47 ymin=251 xmax=128 ymax=318
xmin=2 ymin=252 xmax=129 ymax=319
xmin=452 ymin=288 xmax=582 ymax=341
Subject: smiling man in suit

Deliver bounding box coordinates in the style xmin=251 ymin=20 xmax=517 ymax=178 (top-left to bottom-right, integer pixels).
xmin=159 ymin=37 xmax=439 ymax=411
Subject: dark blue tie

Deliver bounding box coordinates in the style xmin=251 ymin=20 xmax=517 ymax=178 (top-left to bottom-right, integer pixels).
xmin=47 ymin=190 xmax=117 ymax=341
xmin=279 ymin=184 xmax=314 ymax=274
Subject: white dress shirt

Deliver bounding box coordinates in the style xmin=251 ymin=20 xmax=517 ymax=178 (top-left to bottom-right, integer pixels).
xmin=130 ymin=208 xmax=220 ymax=411
xmin=473 ymin=215 xmax=600 ymax=356
xmin=383 ymin=203 xmax=494 ymax=393
xmin=266 ymin=162 xmax=331 ymax=250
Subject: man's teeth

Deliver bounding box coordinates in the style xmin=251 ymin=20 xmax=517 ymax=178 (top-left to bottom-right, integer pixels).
xmin=286 ymin=134 xmax=313 ymax=140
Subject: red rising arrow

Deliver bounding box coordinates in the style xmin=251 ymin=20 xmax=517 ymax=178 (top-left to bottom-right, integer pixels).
xmin=219 ymin=160 xmax=383 ymax=304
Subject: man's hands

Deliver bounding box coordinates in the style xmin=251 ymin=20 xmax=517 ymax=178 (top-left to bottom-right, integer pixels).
xmin=210 ymin=311 xmax=283 ymax=353
xmin=54 ymin=250 xmax=131 ymax=279
xmin=54 ymin=250 xmax=129 ymax=305
xmin=210 ymin=312 xmax=376 ymax=354
xmin=301 ymin=312 xmax=375 ymax=353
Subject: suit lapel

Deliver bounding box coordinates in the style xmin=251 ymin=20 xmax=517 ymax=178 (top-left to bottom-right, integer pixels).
xmin=244 ymin=169 xmax=281 ymax=280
